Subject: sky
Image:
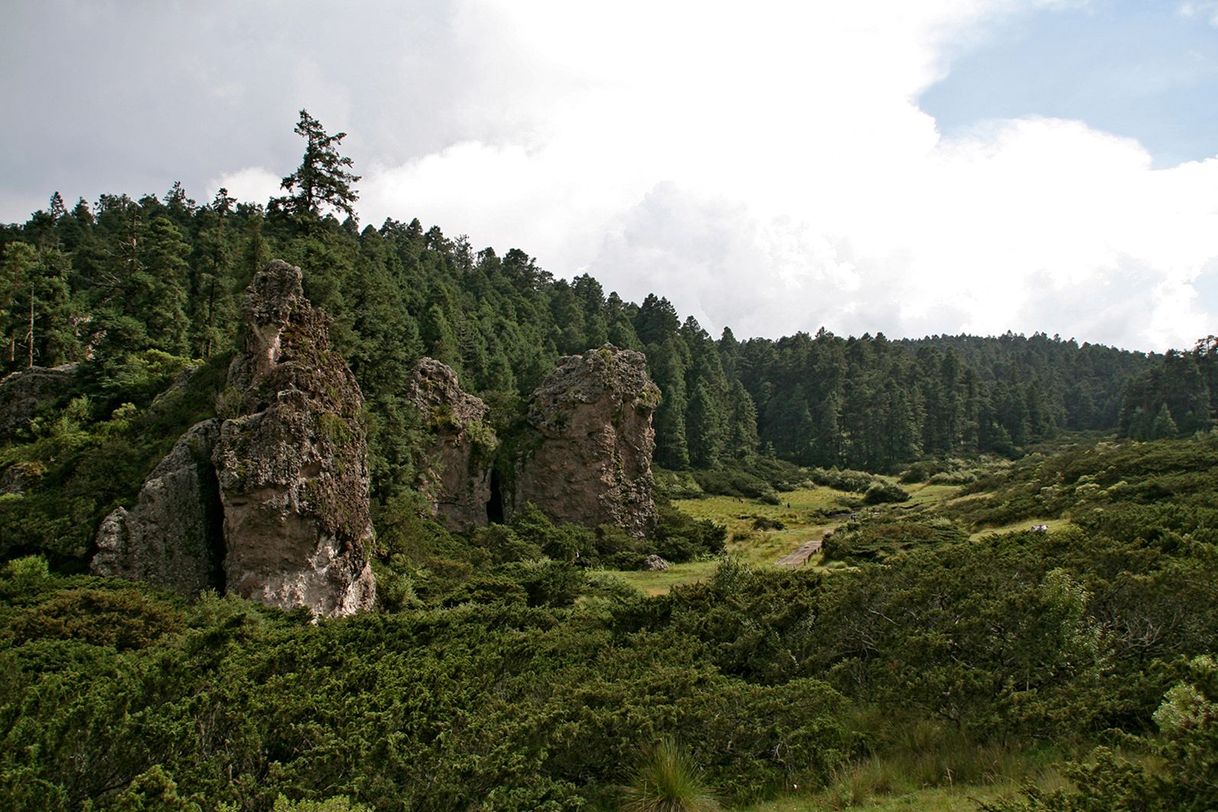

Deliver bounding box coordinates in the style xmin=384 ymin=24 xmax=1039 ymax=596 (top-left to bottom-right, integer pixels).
xmin=3 ymin=1 xmax=1217 ymax=352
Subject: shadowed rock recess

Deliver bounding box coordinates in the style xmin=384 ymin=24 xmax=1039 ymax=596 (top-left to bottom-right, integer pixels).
xmin=406 ymin=358 xmax=498 ymax=532
xmin=514 ymin=345 xmax=661 ymax=537
xmin=92 ymin=419 xmax=224 ymax=595
xmin=92 ymin=260 xmax=376 ymax=617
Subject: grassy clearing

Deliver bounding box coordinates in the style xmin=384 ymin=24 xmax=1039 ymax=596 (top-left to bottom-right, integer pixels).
xmin=604 ymin=560 xmax=721 ymax=596
xmin=744 ymin=783 xmax=1026 ymax=811
xmin=678 ymin=488 xmax=850 ymax=561
xmin=968 ymin=517 xmax=1073 ymax=541
xmin=600 ymin=487 xmax=857 ymax=595
xmin=743 ymin=730 xmax=1072 ymax=812
xmin=904 ymin=483 xmax=963 ymax=507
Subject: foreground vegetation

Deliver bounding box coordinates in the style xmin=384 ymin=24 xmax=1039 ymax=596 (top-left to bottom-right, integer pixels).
xmin=3 ymin=432 xmax=1218 ymax=809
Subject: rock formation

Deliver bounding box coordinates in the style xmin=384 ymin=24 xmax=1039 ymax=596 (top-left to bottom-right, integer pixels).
xmin=91 ymin=419 xmax=224 ymax=595
xmin=514 ymin=345 xmax=661 ymax=537
xmin=405 ymin=358 xmax=498 ymax=531
xmin=212 ymin=260 xmax=376 ymax=617
xmin=0 ymin=363 xmax=78 ymax=441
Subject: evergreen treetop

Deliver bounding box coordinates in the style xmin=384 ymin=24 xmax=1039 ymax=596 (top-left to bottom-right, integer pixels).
xmin=277 ymin=109 xmax=361 ymax=220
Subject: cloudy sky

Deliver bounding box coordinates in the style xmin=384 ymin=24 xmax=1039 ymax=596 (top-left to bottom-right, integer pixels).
xmin=4 ymin=0 xmax=1218 ymax=351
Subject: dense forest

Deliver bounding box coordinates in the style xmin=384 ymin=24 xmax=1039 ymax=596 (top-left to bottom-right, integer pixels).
xmin=3 ymin=115 xmax=1217 ymax=811
xmin=0 ymin=177 xmax=1172 ymax=486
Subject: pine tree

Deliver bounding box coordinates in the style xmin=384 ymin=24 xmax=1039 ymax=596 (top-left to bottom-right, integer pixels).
xmin=0 ymin=242 xmax=38 ymax=368
xmin=277 ymin=109 xmax=361 ymax=219
xmin=651 ymin=336 xmax=690 ymax=469
xmin=686 ymin=380 xmax=724 ymax=468
xmin=724 ymin=379 xmax=759 ymax=460
xmin=1151 ymin=403 xmax=1179 ymax=439
xmin=0 ymin=243 xmax=77 ymax=370
xmin=138 ymin=216 xmax=191 ymax=355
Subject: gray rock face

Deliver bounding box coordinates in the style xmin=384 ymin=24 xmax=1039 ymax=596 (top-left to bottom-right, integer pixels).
xmin=91 ymin=419 xmax=224 ymax=595
xmin=514 ymin=345 xmax=661 ymax=537
xmin=644 ymin=554 xmax=669 ymax=572
xmin=0 ymin=363 xmax=78 ymax=440
xmin=212 ymin=260 xmax=375 ymax=617
xmin=406 ymin=358 xmax=498 ymax=532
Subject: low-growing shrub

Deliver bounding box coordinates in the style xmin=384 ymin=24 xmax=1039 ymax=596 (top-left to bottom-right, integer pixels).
xmin=751 ymin=516 xmax=785 ymax=531
xmin=653 ymin=503 xmax=728 ymax=562
xmin=862 ymin=481 xmax=910 ymax=505
xmin=692 ymin=468 xmax=776 ymax=501
xmin=808 ymin=467 xmax=877 ymax=493
xmin=821 ymin=518 xmax=967 ymax=564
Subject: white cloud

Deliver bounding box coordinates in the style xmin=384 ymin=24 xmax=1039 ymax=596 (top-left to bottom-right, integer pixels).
xmin=1180 ymin=1 xmax=1218 ymax=27
xmin=347 ymin=0 xmax=1218 ymax=351
xmin=207 ymin=167 xmax=282 ymax=208
xmin=29 ymin=1 xmax=1203 ymax=351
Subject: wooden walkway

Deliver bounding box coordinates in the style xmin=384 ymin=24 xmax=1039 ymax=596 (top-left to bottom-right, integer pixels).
xmin=775 ymin=535 xmax=825 ymax=568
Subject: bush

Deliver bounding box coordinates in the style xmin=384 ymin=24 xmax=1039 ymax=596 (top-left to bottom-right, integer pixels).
xmin=751 ymin=516 xmax=785 ymax=531
xmin=691 ymin=468 xmax=775 ymax=501
xmin=654 ymin=469 xmax=704 ymax=500
xmin=653 ymin=503 xmax=727 ymax=562
xmin=621 ymin=737 xmax=719 ymax=812
xmin=808 ymin=467 xmax=877 ymax=493
xmin=821 ymin=519 xmax=968 ymax=565
xmin=862 ymin=481 xmax=910 ymax=505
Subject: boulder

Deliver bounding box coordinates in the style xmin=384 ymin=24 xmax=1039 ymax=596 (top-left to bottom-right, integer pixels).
xmin=212 ymin=260 xmax=376 ymax=617
xmin=405 ymin=358 xmax=498 ymax=532
xmin=0 ymin=363 xmax=78 ymax=440
xmin=514 ymin=345 xmax=661 ymax=537
xmin=644 ymin=554 xmax=669 ymax=572
xmin=91 ymin=419 xmax=224 ymax=595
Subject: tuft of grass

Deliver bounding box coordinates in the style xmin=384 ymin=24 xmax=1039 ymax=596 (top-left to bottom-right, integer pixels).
xmin=621 ymin=737 xmax=720 ymax=812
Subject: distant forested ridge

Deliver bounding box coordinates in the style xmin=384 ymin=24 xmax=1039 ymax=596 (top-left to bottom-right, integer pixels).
xmin=0 ymin=186 xmax=1157 ymax=487
xmin=1118 ymin=336 xmax=1218 ymax=440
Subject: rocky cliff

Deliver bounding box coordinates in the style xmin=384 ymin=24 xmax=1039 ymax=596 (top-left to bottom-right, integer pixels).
xmin=212 ymin=260 xmax=376 ymax=617
xmin=405 ymin=358 xmax=498 ymax=531
xmin=514 ymin=345 xmax=661 ymax=537
xmin=92 ymin=419 xmax=224 ymax=595
xmin=0 ymin=363 xmax=78 ymax=441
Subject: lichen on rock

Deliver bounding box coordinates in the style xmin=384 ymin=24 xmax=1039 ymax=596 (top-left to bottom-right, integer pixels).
xmin=405 ymin=357 xmax=498 ymax=532
xmin=212 ymin=260 xmax=375 ymax=617
xmin=514 ymin=345 xmax=660 ymax=537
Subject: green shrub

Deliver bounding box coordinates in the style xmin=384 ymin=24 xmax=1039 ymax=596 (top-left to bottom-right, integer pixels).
xmin=821 ymin=519 xmax=967 ymax=564
xmin=653 ymin=503 xmax=727 ymax=562
xmin=621 ymin=737 xmax=719 ymax=812
xmin=862 ymin=481 xmax=910 ymax=505
xmin=751 ymin=516 xmax=784 ymax=531
xmin=691 ymin=468 xmax=775 ymax=501
xmin=808 ymin=467 xmax=876 ymax=493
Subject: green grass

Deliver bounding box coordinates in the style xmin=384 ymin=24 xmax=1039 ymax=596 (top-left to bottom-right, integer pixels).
xmin=677 ymin=487 xmax=850 ymax=563
xmin=605 ymin=480 xmax=1005 ymax=596
xmin=743 ymin=735 xmax=1072 ymax=811
xmin=604 ymin=484 xmax=968 ymax=595
xmin=968 ymin=517 xmax=1073 ymax=541
xmin=603 ymin=487 xmax=851 ymax=594
xmin=621 ymin=737 xmax=721 ymax=812
xmin=904 ymin=482 xmax=964 ymax=507
xmin=604 ymin=560 xmax=722 ymax=596
xmin=743 ymin=783 xmax=1026 ymax=811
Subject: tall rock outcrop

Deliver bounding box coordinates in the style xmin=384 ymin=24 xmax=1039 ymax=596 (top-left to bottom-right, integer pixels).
xmin=91 ymin=419 xmax=224 ymax=595
xmin=405 ymin=358 xmax=498 ymax=531
xmin=514 ymin=345 xmax=661 ymax=537
xmin=212 ymin=260 xmax=375 ymax=617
